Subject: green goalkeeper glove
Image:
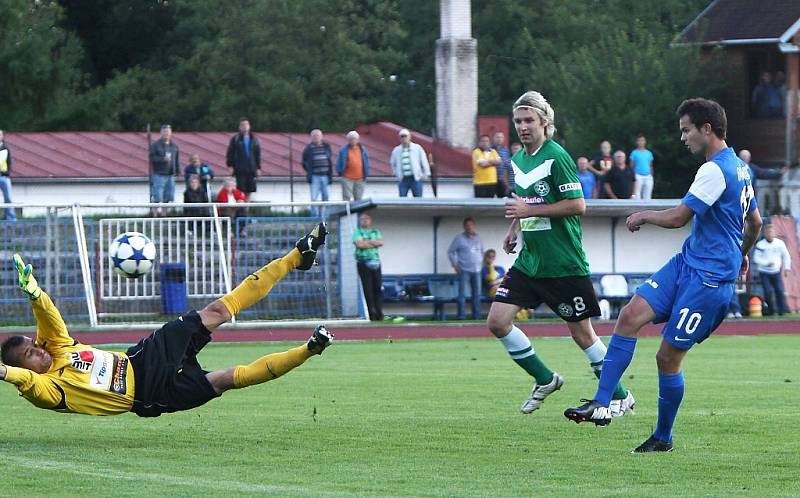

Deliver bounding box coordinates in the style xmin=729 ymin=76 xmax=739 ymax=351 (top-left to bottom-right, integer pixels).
xmin=13 ymin=254 xmax=41 ymax=300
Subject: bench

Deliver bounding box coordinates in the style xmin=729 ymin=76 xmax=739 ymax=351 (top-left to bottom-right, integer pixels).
xmin=382 ymin=273 xmax=491 ymax=320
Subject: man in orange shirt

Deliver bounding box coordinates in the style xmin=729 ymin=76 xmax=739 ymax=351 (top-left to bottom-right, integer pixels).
xmin=336 ymin=130 xmax=370 ymax=201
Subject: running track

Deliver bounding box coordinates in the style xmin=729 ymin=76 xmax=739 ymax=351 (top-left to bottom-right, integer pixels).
xmin=1 ymin=320 xmax=798 ymax=344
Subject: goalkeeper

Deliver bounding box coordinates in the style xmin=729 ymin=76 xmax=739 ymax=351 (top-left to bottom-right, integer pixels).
xmin=0 ymin=224 xmax=332 ymax=417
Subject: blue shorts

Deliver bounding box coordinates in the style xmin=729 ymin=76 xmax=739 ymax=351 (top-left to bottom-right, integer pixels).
xmin=636 ymin=254 xmax=733 ymax=350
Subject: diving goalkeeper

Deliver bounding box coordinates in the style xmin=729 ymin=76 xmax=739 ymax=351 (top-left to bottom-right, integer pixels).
xmin=0 ymin=223 xmax=332 ymax=417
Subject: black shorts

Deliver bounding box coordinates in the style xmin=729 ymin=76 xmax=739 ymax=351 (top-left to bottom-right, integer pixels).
xmin=235 ymin=174 xmax=257 ymax=194
xmin=474 ymin=184 xmax=498 ymax=198
xmin=126 ymin=311 xmax=220 ymax=417
xmin=493 ymin=267 xmax=601 ymax=322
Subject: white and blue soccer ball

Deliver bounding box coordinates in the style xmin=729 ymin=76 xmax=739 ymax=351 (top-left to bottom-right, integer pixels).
xmin=109 ymin=232 xmax=157 ymax=278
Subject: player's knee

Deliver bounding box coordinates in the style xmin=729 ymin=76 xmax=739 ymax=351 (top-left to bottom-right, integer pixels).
xmin=200 ymin=300 xmax=231 ymax=325
xmin=655 ymin=348 xmax=681 ymax=373
xmin=616 ymin=303 xmax=644 ymax=334
xmin=486 ymin=312 xmax=512 ymax=337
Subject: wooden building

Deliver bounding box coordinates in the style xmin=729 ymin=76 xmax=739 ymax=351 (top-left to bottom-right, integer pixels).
xmin=679 ymin=0 xmax=800 ymax=167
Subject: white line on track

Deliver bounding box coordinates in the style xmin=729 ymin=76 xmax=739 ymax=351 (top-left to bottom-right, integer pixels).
xmin=6 ymin=455 xmax=362 ymax=497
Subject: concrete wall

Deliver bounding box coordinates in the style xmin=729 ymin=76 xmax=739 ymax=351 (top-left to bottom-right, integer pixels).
xmin=368 ymin=211 xmax=690 ymax=276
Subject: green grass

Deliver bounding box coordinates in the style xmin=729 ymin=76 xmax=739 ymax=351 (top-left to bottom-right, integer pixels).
xmin=2 ymin=335 xmax=799 ymax=497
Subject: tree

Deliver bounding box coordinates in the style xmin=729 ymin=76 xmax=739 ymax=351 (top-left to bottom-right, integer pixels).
xmin=0 ymin=0 xmax=85 ymax=130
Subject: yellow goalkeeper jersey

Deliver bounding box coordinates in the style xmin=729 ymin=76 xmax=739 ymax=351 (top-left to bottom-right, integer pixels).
xmin=2 ymin=292 xmax=135 ymax=416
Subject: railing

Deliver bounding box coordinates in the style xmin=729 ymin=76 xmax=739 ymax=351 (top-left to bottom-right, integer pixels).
xmin=0 ymin=201 xmax=363 ymax=328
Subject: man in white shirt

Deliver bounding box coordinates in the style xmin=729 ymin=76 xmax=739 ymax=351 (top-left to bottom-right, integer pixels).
xmin=753 ymin=224 xmax=792 ymax=315
xmin=390 ymin=129 xmax=430 ymax=197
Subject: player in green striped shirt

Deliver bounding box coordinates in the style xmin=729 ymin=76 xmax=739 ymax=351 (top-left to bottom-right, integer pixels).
xmin=486 ymin=91 xmax=634 ymax=415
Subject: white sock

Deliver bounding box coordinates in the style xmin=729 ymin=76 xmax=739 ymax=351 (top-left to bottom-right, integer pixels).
xmin=584 ymin=339 xmax=607 ymax=374
xmin=499 ymin=325 xmax=534 ymax=359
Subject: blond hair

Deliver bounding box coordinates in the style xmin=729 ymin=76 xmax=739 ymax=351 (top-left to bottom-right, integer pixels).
xmin=513 ymin=91 xmax=556 ymax=139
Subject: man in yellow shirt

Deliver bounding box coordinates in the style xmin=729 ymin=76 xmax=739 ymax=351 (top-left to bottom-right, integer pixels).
xmin=472 ymin=134 xmax=502 ymax=198
xmin=0 ymin=224 xmax=333 ymax=417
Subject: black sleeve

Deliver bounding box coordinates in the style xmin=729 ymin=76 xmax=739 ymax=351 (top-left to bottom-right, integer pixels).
xmin=253 ymin=136 xmax=261 ymax=170
xmin=226 ymin=136 xmax=235 ymax=168
xmin=302 ymin=145 xmax=311 ymax=173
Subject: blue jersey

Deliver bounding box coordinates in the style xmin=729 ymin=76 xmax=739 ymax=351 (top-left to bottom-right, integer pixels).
xmin=680 ymin=147 xmax=757 ymax=281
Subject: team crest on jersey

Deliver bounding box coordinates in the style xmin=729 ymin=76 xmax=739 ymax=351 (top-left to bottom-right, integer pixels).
xmin=557 ymin=303 xmax=573 ymax=318
xmin=533 ymin=180 xmax=550 ymax=196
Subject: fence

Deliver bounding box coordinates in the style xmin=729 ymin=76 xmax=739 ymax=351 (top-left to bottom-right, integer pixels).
xmin=0 ymin=202 xmax=363 ymax=328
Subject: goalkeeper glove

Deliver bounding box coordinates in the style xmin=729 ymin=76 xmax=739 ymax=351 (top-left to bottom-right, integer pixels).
xmin=13 ymin=254 xmax=41 ymax=300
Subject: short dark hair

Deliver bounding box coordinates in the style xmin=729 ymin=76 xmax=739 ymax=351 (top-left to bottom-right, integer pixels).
xmin=636 ymin=133 xmax=646 ymax=139
xmin=1 ymin=335 xmax=27 ymax=367
xmin=479 ymin=134 xmax=490 ymax=140
xmin=463 ymin=217 xmax=475 ymax=226
xmin=676 ymin=98 xmax=727 ymax=139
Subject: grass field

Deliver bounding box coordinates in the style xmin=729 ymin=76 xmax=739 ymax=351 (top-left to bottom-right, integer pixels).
xmin=2 ymin=334 xmax=798 ymax=497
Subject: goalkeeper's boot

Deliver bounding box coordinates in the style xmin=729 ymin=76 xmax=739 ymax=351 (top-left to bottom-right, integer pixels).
xmin=610 ymin=390 xmax=636 ymax=417
xmin=13 ymin=254 xmax=41 ymax=300
xmin=295 ymin=223 xmax=328 ymax=271
xmin=563 ymin=399 xmax=612 ymax=426
xmin=631 ymin=435 xmax=674 ymax=453
xmin=520 ymin=372 xmax=564 ymax=414
xmin=307 ymin=325 xmax=334 ymax=355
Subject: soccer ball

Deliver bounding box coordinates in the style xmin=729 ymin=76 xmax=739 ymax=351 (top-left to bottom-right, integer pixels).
xmin=109 ymin=232 xmax=157 ymax=278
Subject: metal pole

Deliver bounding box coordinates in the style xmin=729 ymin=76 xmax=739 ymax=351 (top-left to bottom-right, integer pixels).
xmin=288 ymin=134 xmax=295 ymax=214
xmin=146 ymin=124 xmax=152 ymax=204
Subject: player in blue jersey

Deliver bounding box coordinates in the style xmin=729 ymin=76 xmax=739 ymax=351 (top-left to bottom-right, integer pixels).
xmin=564 ymin=98 xmax=763 ymax=452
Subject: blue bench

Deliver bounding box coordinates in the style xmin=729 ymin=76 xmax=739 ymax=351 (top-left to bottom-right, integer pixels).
xmin=382 ymin=273 xmax=491 ymax=320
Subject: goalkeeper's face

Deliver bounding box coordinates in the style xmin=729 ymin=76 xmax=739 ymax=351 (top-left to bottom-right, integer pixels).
xmin=12 ymin=337 xmax=53 ymax=373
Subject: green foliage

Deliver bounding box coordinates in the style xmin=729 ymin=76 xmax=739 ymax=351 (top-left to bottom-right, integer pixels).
xmin=0 ymin=0 xmax=85 ymax=130
xmin=1 ymin=336 xmax=799 ymax=496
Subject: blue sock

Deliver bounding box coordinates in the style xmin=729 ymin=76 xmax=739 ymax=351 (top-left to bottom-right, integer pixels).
xmin=653 ymin=371 xmax=685 ymax=443
xmin=593 ymin=334 xmax=636 ymax=406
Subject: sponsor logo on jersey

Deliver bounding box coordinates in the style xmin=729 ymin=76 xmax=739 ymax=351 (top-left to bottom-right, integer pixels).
xmin=557 ymin=303 xmax=573 ymax=318
xmin=645 ymin=278 xmax=659 ymax=289
xmin=533 ymin=180 xmax=550 ymax=197
xmin=88 ymin=350 xmax=128 ymax=395
xmin=70 ymin=350 xmax=94 ymax=372
xmin=559 ymin=182 xmax=581 ymax=193
xmin=517 ymin=196 xmax=546 ymax=205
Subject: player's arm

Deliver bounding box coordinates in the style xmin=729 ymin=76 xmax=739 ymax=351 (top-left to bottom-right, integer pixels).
xmin=13 ymin=255 xmax=74 ymax=349
xmin=626 ymin=204 xmax=694 ymax=231
xmin=740 ymin=207 xmax=763 ymax=275
xmin=628 ymin=161 xmax=721 ymax=232
xmin=1 ymin=365 xmax=65 ymax=409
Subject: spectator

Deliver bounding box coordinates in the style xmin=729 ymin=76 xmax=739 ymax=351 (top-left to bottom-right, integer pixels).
xmin=590 ymin=140 xmax=613 ymax=198
xmin=753 ymin=224 xmax=792 ymax=316
xmin=738 ymin=149 xmax=787 ymax=191
xmin=148 ymin=124 xmax=180 ymax=213
xmin=472 ymin=135 xmax=502 ymax=198
xmin=630 ymin=133 xmax=655 ymax=200
xmin=576 ymin=156 xmax=596 ymax=199
xmin=0 ymin=130 xmax=15 ymax=221
xmin=302 ymin=129 xmax=333 ymax=217
xmin=216 ymin=178 xmax=247 ymax=225
xmin=481 ymin=249 xmax=506 ymax=298
xmin=336 ymin=130 xmax=370 ymax=201
xmin=226 ymin=117 xmax=261 ymax=202
xmin=604 ymin=150 xmax=635 ymax=199
xmin=390 ymin=128 xmax=430 ymax=197
xmin=775 ymin=71 xmax=787 ymax=116
xmin=448 ymin=217 xmax=484 ymax=320
xmin=183 ymin=174 xmax=209 ymax=218
xmin=353 ymin=212 xmax=384 ymax=321
xmin=508 ymin=142 xmax=522 ymax=190
xmin=492 ymin=131 xmax=512 ymax=196
xmin=184 ymin=153 xmax=215 ymax=194
xmin=751 ymin=72 xmax=782 ymax=118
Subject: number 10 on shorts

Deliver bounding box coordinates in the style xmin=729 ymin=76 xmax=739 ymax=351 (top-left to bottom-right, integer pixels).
xmin=676 ymin=308 xmax=702 ymax=334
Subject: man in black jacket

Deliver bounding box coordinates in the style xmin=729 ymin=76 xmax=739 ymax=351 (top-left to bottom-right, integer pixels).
xmin=0 ymin=130 xmax=15 ymax=221
xmin=302 ymin=129 xmax=333 ymax=217
xmin=226 ymin=118 xmax=261 ymax=201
